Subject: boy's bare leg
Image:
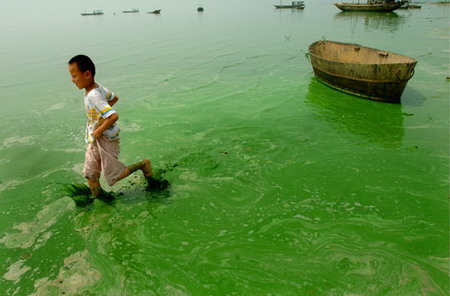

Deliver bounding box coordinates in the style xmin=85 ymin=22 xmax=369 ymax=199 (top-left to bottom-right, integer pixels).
xmin=116 ymin=158 xmax=152 ymax=182
xmin=87 ymin=178 xmax=102 ymax=198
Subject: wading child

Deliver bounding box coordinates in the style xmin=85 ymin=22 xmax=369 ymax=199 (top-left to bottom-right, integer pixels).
xmin=68 ymin=54 xmax=153 ymax=198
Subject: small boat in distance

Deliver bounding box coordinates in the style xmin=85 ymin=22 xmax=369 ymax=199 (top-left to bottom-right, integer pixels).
xmin=275 ymin=1 xmax=305 ymax=9
xmin=148 ymin=9 xmax=161 ymax=14
xmin=334 ymin=1 xmax=403 ymax=11
xmin=407 ymin=4 xmax=421 ymax=8
xmin=399 ymin=2 xmax=421 ymax=8
xmin=308 ymin=40 xmax=417 ymax=103
xmin=123 ymin=8 xmax=139 ymax=13
xmin=81 ymin=10 xmax=104 ymax=16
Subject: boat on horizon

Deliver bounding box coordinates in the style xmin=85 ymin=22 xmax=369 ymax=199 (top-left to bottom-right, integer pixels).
xmin=308 ymin=40 xmax=417 ymax=103
xmin=123 ymin=8 xmax=139 ymax=13
xmin=81 ymin=10 xmax=104 ymax=16
xmin=275 ymin=1 xmax=305 ymax=9
xmin=398 ymin=2 xmax=421 ymax=8
xmin=148 ymin=9 xmax=161 ymax=14
xmin=334 ymin=1 xmax=403 ymax=11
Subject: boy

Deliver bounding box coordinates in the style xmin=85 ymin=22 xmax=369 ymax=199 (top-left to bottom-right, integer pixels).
xmin=68 ymin=54 xmax=153 ymax=198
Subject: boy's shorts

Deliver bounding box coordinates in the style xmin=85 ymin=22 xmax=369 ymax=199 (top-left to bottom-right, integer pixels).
xmin=83 ymin=136 xmax=127 ymax=186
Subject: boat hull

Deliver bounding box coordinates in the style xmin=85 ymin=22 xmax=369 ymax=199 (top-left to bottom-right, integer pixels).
xmin=275 ymin=5 xmax=305 ymax=8
xmin=81 ymin=12 xmax=104 ymax=16
xmin=308 ymin=40 xmax=417 ymax=103
xmin=334 ymin=2 xmax=402 ymax=11
xmin=81 ymin=10 xmax=104 ymax=16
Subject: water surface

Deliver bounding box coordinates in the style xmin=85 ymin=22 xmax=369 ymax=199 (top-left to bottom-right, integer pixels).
xmin=0 ymin=0 xmax=448 ymax=295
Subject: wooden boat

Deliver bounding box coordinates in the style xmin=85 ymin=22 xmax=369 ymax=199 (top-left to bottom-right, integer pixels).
xmin=275 ymin=1 xmax=305 ymax=9
xmin=81 ymin=10 xmax=104 ymax=16
xmin=148 ymin=9 xmax=161 ymax=14
xmin=334 ymin=1 xmax=403 ymax=11
xmin=308 ymin=40 xmax=417 ymax=103
xmin=123 ymin=8 xmax=139 ymax=13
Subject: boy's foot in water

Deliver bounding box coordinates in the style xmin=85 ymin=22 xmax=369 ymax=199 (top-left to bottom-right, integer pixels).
xmin=142 ymin=159 xmax=152 ymax=178
xmin=145 ymin=176 xmax=169 ymax=191
xmin=96 ymin=188 xmax=116 ymax=203
xmin=142 ymin=159 xmax=169 ymax=190
xmin=71 ymin=194 xmax=94 ymax=207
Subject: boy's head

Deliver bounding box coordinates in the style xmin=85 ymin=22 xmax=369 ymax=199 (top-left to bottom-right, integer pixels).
xmin=68 ymin=55 xmax=96 ymax=90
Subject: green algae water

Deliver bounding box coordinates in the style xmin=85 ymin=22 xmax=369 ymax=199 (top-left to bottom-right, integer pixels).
xmin=0 ymin=0 xmax=449 ymax=294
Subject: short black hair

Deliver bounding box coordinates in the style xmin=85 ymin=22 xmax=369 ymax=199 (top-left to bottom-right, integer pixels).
xmin=68 ymin=55 xmax=96 ymax=77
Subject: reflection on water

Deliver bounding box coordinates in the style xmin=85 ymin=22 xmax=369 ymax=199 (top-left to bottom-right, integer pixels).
xmin=335 ymin=11 xmax=407 ymax=33
xmin=400 ymin=85 xmax=426 ymax=106
xmin=305 ymin=78 xmax=405 ymax=148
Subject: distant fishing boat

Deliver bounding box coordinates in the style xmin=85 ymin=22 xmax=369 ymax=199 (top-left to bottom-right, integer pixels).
xmin=148 ymin=9 xmax=161 ymax=14
xmin=123 ymin=8 xmax=139 ymax=13
xmin=81 ymin=10 xmax=104 ymax=16
xmin=275 ymin=1 xmax=305 ymax=9
xmin=334 ymin=1 xmax=403 ymax=11
xmin=308 ymin=40 xmax=417 ymax=103
xmin=399 ymin=3 xmax=421 ymax=8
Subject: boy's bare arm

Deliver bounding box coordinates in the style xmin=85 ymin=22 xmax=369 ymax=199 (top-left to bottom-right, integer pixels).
xmin=109 ymin=96 xmax=119 ymax=106
xmin=93 ymin=113 xmax=119 ymax=139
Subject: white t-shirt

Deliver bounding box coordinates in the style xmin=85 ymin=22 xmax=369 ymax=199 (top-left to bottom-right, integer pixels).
xmin=84 ymin=83 xmax=120 ymax=143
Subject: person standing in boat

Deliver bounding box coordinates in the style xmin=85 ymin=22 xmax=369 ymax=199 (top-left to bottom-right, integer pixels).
xmin=68 ymin=54 xmax=155 ymax=198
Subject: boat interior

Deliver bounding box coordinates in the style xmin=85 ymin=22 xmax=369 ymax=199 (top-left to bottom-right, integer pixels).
xmin=311 ymin=41 xmax=416 ymax=64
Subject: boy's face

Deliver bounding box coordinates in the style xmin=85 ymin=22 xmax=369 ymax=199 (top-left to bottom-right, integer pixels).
xmin=68 ymin=63 xmax=92 ymax=89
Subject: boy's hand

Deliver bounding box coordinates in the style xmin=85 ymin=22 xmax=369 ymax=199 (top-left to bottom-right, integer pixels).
xmin=92 ymin=118 xmax=105 ymax=140
xmin=92 ymin=113 xmax=119 ymax=140
xmin=92 ymin=129 xmax=103 ymax=140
